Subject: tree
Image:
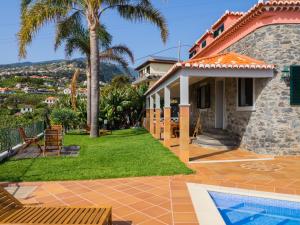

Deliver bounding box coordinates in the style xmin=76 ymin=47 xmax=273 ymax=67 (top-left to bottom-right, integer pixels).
xmin=51 ymin=108 xmax=78 ymax=131
xmin=19 ymin=0 xmax=168 ymax=137
xmin=54 ymin=23 xmax=134 ymax=128
xmin=100 ymin=75 xmax=146 ymax=129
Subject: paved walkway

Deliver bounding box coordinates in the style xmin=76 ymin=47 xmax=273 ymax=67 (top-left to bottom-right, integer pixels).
xmin=3 ymin=138 xmax=300 ymax=225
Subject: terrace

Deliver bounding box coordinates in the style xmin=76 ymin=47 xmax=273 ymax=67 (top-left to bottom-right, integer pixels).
xmin=1 ymin=128 xmax=300 ymax=225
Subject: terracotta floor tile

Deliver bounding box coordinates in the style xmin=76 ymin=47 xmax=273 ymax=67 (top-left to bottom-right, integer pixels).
xmin=173 ymin=203 xmax=195 ymax=213
xmin=114 ymin=206 xmax=136 ymax=217
xmin=156 ymin=213 xmax=173 ymax=225
xmin=173 ymin=212 xmax=198 ymax=223
xmin=140 ymin=205 xmax=169 ymax=218
xmin=123 ymin=212 xmax=151 ymax=224
xmin=146 ymin=196 xmax=169 ymax=206
xmin=139 ymin=218 xmax=168 ymax=225
xmin=128 ymin=201 xmax=154 ymax=211
xmin=134 ymin=192 xmax=156 ymax=200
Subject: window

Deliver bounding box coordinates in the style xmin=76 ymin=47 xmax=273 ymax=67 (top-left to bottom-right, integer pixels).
xmin=237 ymin=78 xmax=255 ymax=110
xmin=146 ymin=66 xmax=150 ymax=74
xmin=201 ymin=40 xmax=207 ymax=48
xmin=213 ymin=24 xmax=225 ymax=38
xmin=197 ymin=84 xmax=210 ymax=109
xmin=189 ymin=50 xmax=196 ymax=59
xmin=290 ymin=65 xmax=300 ymax=105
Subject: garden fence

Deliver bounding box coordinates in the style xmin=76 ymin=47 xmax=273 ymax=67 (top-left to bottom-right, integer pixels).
xmin=0 ymin=121 xmax=44 ymax=153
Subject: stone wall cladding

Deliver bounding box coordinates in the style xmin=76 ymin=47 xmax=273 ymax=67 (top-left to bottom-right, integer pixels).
xmin=221 ymin=24 xmax=300 ymax=155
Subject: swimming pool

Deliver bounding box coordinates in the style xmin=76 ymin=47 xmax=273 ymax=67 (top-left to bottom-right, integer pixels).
xmin=209 ymin=191 xmax=300 ymax=225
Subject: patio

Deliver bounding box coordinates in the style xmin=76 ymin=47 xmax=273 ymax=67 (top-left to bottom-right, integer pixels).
xmin=3 ymin=138 xmax=300 ymax=225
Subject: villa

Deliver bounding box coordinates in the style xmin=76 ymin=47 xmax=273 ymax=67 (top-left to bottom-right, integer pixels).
xmin=44 ymin=96 xmax=58 ymax=106
xmin=133 ymin=56 xmax=177 ymax=89
xmin=20 ymin=105 xmax=33 ymax=114
xmin=145 ymin=0 xmax=300 ymax=161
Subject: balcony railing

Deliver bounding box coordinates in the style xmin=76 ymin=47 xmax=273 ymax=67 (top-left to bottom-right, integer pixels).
xmin=0 ymin=121 xmax=44 ymax=153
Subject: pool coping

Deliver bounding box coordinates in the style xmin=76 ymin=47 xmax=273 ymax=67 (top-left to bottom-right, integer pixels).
xmin=187 ymin=183 xmax=300 ymax=225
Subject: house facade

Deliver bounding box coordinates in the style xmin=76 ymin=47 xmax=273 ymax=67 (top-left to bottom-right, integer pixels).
xmin=44 ymin=97 xmax=58 ymax=106
xmin=145 ymin=0 xmax=300 ymax=161
xmin=133 ymin=57 xmax=177 ymax=89
xmin=20 ymin=105 xmax=33 ymax=114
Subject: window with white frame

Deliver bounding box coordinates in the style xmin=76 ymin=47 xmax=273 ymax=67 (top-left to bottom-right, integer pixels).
xmin=237 ymin=78 xmax=255 ymax=110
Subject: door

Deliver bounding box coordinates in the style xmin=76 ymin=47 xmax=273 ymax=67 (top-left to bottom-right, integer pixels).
xmin=215 ymin=80 xmax=224 ymax=129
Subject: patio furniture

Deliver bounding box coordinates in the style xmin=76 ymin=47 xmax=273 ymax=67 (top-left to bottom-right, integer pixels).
xmin=171 ymin=121 xmax=180 ymax=138
xmin=43 ymin=129 xmax=63 ymax=156
xmin=18 ymin=128 xmax=42 ymax=152
xmin=51 ymin=125 xmax=63 ymax=134
xmin=0 ymin=186 xmax=112 ymax=225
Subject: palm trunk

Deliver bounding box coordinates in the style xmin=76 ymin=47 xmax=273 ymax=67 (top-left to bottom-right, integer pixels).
xmin=89 ymin=28 xmax=100 ymax=137
xmin=86 ymin=60 xmax=91 ymax=126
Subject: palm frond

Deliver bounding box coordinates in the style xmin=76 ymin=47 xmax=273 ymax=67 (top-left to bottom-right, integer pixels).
xmin=97 ymin=24 xmax=112 ymax=49
xmin=116 ymin=3 xmax=168 ymax=43
xmin=102 ymin=45 xmax=134 ymax=64
xmin=18 ymin=1 xmax=72 ymax=58
xmin=55 ymin=11 xmax=83 ymax=50
xmin=64 ymin=36 xmax=89 ymax=57
xmin=100 ymin=44 xmax=134 ymax=74
xmin=99 ymin=52 xmax=129 ymax=72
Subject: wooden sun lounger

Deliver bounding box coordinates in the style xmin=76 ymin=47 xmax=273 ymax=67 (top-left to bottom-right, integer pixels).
xmin=0 ymin=186 xmax=112 ymax=225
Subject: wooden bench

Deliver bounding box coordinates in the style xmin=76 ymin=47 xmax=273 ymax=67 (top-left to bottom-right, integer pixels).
xmin=0 ymin=186 xmax=112 ymax=225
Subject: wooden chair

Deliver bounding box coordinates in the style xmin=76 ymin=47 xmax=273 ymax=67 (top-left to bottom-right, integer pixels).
xmin=171 ymin=121 xmax=180 ymax=138
xmin=51 ymin=125 xmax=63 ymax=135
xmin=43 ymin=129 xmax=63 ymax=156
xmin=0 ymin=186 xmax=112 ymax=225
xmin=18 ymin=128 xmax=42 ymax=152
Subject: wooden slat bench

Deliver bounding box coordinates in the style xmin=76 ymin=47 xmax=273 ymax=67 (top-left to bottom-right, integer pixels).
xmin=0 ymin=186 xmax=112 ymax=225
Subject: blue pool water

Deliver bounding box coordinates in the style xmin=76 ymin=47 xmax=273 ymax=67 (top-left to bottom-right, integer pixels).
xmin=209 ymin=191 xmax=300 ymax=225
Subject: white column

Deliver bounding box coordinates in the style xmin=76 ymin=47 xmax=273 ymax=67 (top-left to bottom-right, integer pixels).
xmin=180 ymin=75 xmax=189 ymax=105
xmin=164 ymin=86 xmax=172 ymax=146
xmin=155 ymin=92 xmax=161 ymax=109
xmin=146 ymin=96 xmax=150 ymax=109
xmin=150 ymin=95 xmax=154 ymax=109
xmin=164 ymin=86 xmax=171 ymax=108
xmin=155 ymin=93 xmax=161 ymax=139
xmin=149 ymin=95 xmax=155 ymax=135
xmin=179 ymin=74 xmax=190 ymax=162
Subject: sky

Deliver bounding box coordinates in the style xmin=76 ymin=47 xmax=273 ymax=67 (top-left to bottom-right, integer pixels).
xmin=0 ymin=0 xmax=259 ymax=67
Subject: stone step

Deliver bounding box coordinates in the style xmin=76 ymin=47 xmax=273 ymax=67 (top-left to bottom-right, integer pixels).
xmin=199 ymin=133 xmax=237 ymax=141
xmin=192 ymin=129 xmax=239 ymax=150
xmin=192 ymin=141 xmax=237 ymax=150
xmin=194 ymin=138 xmax=238 ymax=147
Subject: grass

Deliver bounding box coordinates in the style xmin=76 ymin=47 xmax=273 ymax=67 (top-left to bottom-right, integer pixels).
xmin=0 ymin=128 xmax=193 ymax=182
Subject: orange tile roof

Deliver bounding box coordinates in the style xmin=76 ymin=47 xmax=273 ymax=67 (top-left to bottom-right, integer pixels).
xmin=185 ymin=52 xmax=274 ymax=69
xmin=145 ymin=52 xmax=274 ymax=95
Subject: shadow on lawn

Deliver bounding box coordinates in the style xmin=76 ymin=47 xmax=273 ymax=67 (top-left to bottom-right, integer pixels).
xmin=0 ymin=154 xmax=38 ymax=186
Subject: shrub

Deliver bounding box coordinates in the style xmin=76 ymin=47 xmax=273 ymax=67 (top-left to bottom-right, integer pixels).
xmin=50 ymin=108 xmax=78 ymax=131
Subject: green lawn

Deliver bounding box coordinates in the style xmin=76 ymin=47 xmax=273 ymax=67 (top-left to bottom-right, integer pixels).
xmin=0 ymin=128 xmax=193 ymax=182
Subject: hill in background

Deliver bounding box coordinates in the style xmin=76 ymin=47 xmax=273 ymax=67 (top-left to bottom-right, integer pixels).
xmin=0 ymin=58 xmax=138 ymax=82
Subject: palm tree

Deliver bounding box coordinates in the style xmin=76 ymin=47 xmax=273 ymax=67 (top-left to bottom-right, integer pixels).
xmin=55 ymin=22 xmax=134 ymax=127
xmin=19 ymin=0 xmax=168 ymax=137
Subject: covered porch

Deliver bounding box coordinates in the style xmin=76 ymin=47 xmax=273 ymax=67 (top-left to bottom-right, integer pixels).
xmin=145 ymin=52 xmax=274 ymax=162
